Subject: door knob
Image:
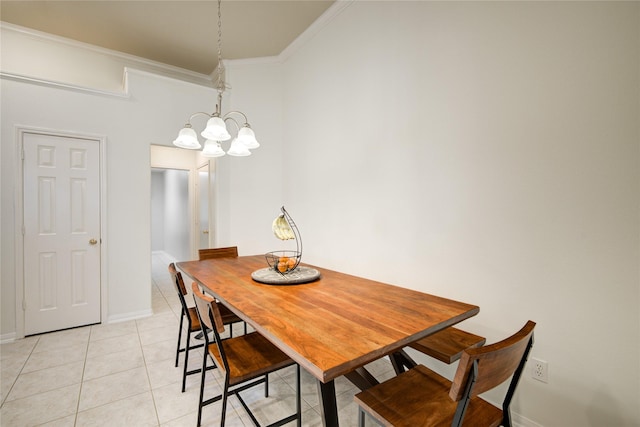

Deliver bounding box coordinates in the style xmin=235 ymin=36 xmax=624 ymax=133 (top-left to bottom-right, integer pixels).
xmin=89 ymin=239 xmax=98 ymax=245
xmin=202 ymin=230 xmax=209 ymax=234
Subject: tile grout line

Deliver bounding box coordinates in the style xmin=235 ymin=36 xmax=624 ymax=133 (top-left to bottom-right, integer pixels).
xmin=139 ymin=278 xmax=163 ymax=427
xmin=152 ymin=258 xmax=219 ymax=426
xmin=72 ymin=327 xmax=93 ymax=426
xmin=3 ymin=334 xmax=88 ymax=425
xmin=0 ymin=335 xmax=40 ymax=408
xmin=2 ymin=253 xmax=196 ymax=426
xmin=144 ymin=260 xmax=195 ymax=426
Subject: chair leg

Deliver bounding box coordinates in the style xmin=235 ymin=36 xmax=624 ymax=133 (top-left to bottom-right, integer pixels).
xmin=175 ymin=311 xmax=185 ymax=367
xmin=264 ymin=373 xmax=269 ymax=397
xmin=503 ymin=410 xmax=513 ymax=427
xmin=296 ymin=365 xmax=302 ymax=427
xmin=220 ymin=382 xmax=230 ymax=427
xmin=197 ymin=351 xmax=207 ymax=427
xmin=358 ymin=408 xmax=366 ymax=427
xmin=182 ymin=330 xmax=191 ymax=392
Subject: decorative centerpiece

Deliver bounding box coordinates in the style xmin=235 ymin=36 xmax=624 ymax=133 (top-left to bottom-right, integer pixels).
xmin=251 ymin=206 xmax=320 ymax=285
xmin=265 ymin=207 xmax=302 ymax=274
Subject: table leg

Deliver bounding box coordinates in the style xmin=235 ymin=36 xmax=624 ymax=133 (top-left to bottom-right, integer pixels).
xmin=344 ymin=366 xmax=379 ymax=390
xmin=317 ymin=379 xmax=339 ymax=427
xmin=389 ymin=349 xmax=418 ymax=374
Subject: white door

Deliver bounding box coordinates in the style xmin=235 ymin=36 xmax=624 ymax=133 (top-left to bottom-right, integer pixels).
xmin=23 ymin=132 xmax=101 ymax=335
xmin=197 ymin=164 xmax=210 ymax=249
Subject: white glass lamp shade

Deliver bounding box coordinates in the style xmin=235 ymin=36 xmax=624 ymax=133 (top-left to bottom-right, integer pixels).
xmin=237 ymin=125 xmax=260 ymax=149
xmin=227 ymin=138 xmax=251 ymax=156
xmin=201 ymin=140 xmax=226 ymax=158
xmin=201 ymin=117 xmax=231 ymax=141
xmin=173 ymin=127 xmax=201 ymax=149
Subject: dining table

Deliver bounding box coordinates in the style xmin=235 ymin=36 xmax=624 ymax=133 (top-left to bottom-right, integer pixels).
xmin=177 ymin=255 xmax=479 ymax=427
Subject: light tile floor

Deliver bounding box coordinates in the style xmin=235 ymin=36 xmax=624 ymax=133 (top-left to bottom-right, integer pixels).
xmin=1 ymin=252 xmax=396 ymax=426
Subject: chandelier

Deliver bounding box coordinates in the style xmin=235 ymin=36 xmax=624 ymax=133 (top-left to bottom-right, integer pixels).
xmin=173 ymin=0 xmax=259 ymax=157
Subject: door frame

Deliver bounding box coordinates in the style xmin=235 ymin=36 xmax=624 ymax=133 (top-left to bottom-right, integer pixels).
xmin=196 ymin=161 xmax=212 ymax=250
xmin=14 ymin=126 xmax=108 ymax=339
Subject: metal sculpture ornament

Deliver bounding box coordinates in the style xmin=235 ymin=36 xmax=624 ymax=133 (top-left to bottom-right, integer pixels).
xmin=265 ymin=206 xmax=302 ymax=275
xmin=253 ymin=206 xmax=319 ymax=284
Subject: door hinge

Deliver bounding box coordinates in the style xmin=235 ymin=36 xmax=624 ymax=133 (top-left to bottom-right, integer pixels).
xmin=22 ymin=225 xmax=25 ymax=236
xmin=22 ymin=299 xmax=26 ymax=311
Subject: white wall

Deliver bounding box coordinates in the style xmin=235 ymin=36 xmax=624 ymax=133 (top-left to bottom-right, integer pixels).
xmin=0 ymin=23 xmax=283 ymax=334
xmin=214 ymin=59 xmax=286 ymax=254
xmin=1 ymin=66 xmax=219 ymax=331
xmin=269 ymin=1 xmax=638 ymax=426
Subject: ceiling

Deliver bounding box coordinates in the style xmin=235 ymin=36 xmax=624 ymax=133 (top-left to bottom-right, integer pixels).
xmin=0 ymin=0 xmax=335 ymax=75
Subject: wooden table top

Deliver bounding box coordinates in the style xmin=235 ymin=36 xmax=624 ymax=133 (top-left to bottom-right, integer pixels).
xmin=177 ymin=255 xmax=479 ymax=383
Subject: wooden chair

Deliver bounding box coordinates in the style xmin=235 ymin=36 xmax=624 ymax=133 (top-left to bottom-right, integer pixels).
xmin=168 ymin=263 xmax=243 ymax=393
xmin=355 ymin=320 xmax=535 ymax=427
xmin=390 ymin=327 xmax=486 ymax=375
xmin=410 ymin=327 xmax=486 ymax=364
xmin=198 ymin=246 xmax=239 ymax=260
xmin=198 ymin=246 xmax=247 ymax=336
xmin=191 ymin=282 xmax=302 ymax=427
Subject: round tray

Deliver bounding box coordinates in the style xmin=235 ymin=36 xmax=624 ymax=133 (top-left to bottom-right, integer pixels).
xmin=251 ymin=266 xmax=321 ymax=285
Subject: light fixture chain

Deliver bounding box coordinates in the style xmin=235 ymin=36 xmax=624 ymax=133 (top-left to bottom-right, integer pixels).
xmin=216 ymin=0 xmax=225 ymax=94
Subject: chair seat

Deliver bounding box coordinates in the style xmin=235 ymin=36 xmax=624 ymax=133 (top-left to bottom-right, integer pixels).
xmin=410 ymin=327 xmax=486 ymax=364
xmin=207 ymin=331 xmax=294 ymax=385
xmin=355 ymin=365 xmax=502 ymax=427
xmin=218 ymin=304 xmax=243 ymax=325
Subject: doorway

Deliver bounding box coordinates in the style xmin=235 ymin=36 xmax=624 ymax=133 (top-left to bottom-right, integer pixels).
xmin=150 ymin=145 xmax=215 ymax=263
xmin=197 ymin=163 xmax=211 ymax=250
xmin=151 ymin=168 xmax=190 ymax=261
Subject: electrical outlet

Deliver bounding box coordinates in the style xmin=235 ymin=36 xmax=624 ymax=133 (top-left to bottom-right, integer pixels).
xmin=531 ymin=357 xmax=548 ymax=383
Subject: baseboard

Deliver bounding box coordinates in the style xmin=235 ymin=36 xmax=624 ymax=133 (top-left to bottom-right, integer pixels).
xmin=107 ymin=309 xmax=153 ymax=324
xmin=0 ymin=332 xmax=17 ymax=344
xmin=152 ymin=250 xmax=178 ymax=263
xmin=0 ymin=309 xmax=153 ymax=344
xmin=1 ymin=310 xmax=154 ymax=341
xmin=512 ymin=411 xmax=543 ymax=427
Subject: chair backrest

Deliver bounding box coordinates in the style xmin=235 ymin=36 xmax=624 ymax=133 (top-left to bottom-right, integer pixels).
xmin=191 ymin=282 xmax=231 ymax=374
xmin=191 ymin=282 xmax=229 ymax=372
xmin=449 ymin=320 xmax=535 ymax=425
xmin=198 ymin=246 xmax=238 ymax=260
xmin=168 ymin=263 xmax=189 ymax=309
xmin=191 ymin=282 xmax=226 ymax=335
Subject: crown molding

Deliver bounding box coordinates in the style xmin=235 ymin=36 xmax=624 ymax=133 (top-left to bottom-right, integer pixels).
xmin=0 ymin=21 xmax=214 ymax=86
xmin=0 ymin=70 xmax=130 ymax=98
xmin=279 ymin=0 xmax=354 ymax=63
